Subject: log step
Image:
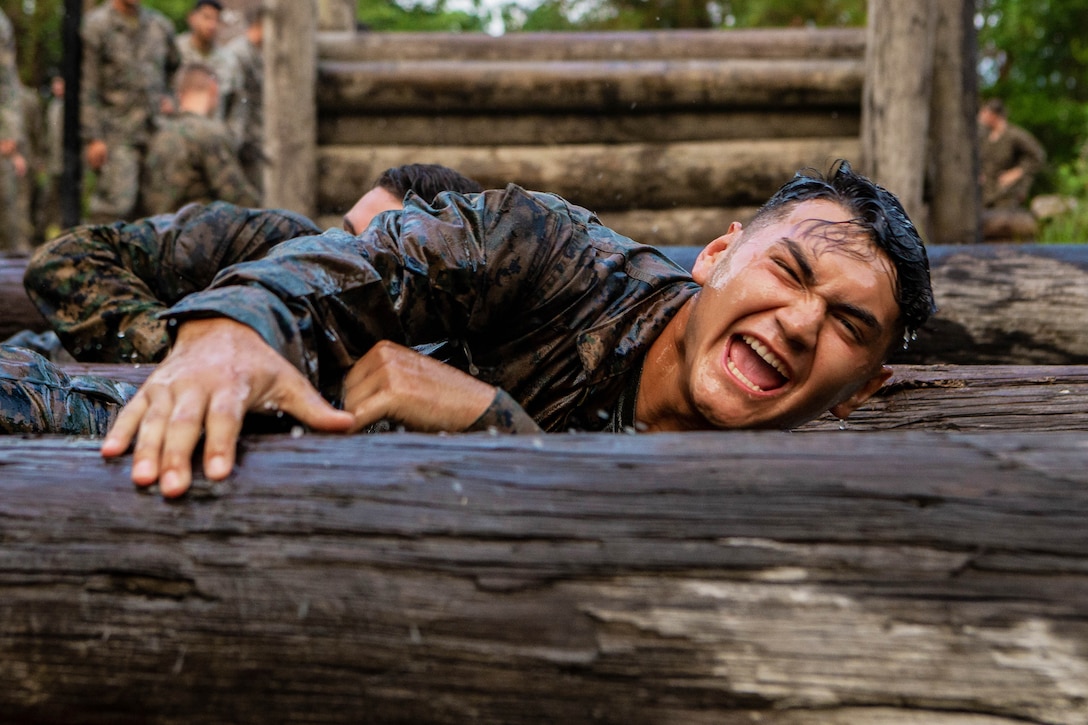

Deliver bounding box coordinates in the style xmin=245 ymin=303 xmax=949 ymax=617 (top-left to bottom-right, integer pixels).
xmin=317 ymin=58 xmax=864 ymax=113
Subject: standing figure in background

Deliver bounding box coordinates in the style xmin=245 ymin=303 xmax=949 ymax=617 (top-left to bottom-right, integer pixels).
xmin=221 ymin=5 xmax=266 ymax=194
xmin=0 ymin=9 xmax=26 ymax=252
xmin=176 ymin=0 xmax=233 ymax=118
xmin=18 ymin=81 xmax=46 ymax=246
xmin=143 ymin=63 xmax=259 ymax=215
xmin=978 ymin=98 xmax=1047 ymax=209
xmin=81 ymin=0 xmax=180 ymax=223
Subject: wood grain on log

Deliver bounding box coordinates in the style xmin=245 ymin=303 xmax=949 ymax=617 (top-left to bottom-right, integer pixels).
xmin=1 ymin=431 xmax=1086 ymax=724
xmin=316 ymin=59 xmax=864 ymax=114
xmin=315 ymin=137 xmax=861 ymax=214
xmin=318 ymin=28 xmax=867 ymax=63
xmin=317 ymin=109 xmax=861 ymax=148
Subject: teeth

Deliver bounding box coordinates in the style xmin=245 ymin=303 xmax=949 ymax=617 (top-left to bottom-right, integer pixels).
xmin=742 ymin=335 xmax=790 ymax=379
xmin=728 ymin=358 xmax=763 ymax=392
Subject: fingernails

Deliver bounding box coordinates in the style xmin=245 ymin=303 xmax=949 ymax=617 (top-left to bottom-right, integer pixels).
xmin=160 ymin=470 xmax=185 ymax=498
xmin=132 ymin=459 xmax=155 ymax=483
xmin=206 ymin=455 xmax=231 ymax=479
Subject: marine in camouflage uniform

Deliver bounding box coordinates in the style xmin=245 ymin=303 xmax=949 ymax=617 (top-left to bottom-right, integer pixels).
xmin=25 ymin=202 xmax=319 ymax=364
xmin=11 ymin=186 xmax=697 ymax=435
xmin=0 ymin=9 xmax=26 ymax=252
xmin=143 ymin=110 xmax=260 ymax=215
xmin=81 ymin=0 xmax=180 ymax=222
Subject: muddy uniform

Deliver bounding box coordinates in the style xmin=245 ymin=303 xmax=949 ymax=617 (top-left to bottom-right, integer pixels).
xmin=143 ymin=111 xmax=260 ymax=215
xmin=81 ymin=3 xmax=179 ymax=222
xmin=25 ymin=201 xmax=320 ymax=364
xmin=8 ymin=187 xmax=696 ymax=435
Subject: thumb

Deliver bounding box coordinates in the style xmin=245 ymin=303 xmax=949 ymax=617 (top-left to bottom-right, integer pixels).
xmin=275 ymin=374 xmax=355 ymax=432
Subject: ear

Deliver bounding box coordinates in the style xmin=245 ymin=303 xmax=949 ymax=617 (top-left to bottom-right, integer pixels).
xmin=829 ymin=365 xmax=893 ymax=420
xmin=691 ymin=222 xmax=743 ymax=285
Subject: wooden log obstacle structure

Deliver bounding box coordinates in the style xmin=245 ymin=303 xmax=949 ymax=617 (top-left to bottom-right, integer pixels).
xmin=312 ymin=28 xmax=866 ymax=247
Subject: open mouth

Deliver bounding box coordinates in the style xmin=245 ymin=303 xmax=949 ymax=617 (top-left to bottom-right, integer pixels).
xmin=726 ymin=334 xmax=790 ymax=393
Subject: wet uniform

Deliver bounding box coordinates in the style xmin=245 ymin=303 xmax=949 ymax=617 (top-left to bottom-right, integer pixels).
xmin=7 ymin=186 xmax=698 ymax=435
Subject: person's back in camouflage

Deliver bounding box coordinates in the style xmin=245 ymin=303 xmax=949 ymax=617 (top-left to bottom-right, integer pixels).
xmin=143 ymin=109 xmax=259 ymax=215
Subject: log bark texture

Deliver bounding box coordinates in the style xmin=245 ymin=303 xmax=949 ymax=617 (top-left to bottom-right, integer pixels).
xmin=318 ymin=27 xmax=867 ymax=63
xmin=315 ymin=137 xmax=861 ymax=213
xmin=1 ymin=431 xmax=1086 ymax=724
xmin=262 ymin=0 xmax=317 ymax=215
xmin=860 ymin=0 xmax=936 ymax=226
xmin=317 ymin=58 xmax=864 ymax=114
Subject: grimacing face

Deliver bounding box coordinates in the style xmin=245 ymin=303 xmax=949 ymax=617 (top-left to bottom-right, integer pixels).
xmin=683 ymin=199 xmax=900 ymax=430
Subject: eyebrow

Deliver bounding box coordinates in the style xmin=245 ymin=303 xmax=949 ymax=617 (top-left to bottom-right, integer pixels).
xmin=780 ymin=237 xmax=884 ymax=336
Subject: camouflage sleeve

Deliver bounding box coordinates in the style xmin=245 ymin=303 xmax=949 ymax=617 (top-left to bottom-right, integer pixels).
xmin=0 ymin=11 xmax=22 ymax=144
xmin=202 ymin=125 xmax=259 ymax=207
xmin=0 ymin=345 xmax=136 ymax=436
xmin=161 ymin=188 xmax=516 ymax=396
xmin=79 ymin=13 xmax=104 ymax=142
xmin=24 ymin=220 xmax=176 ymax=363
xmin=25 ymin=203 xmax=322 ymax=363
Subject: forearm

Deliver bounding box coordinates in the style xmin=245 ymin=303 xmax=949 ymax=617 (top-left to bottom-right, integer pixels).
xmin=25 ymin=228 xmax=172 ymax=362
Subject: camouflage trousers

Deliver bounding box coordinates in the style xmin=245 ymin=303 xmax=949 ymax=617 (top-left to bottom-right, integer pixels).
xmin=0 ymin=345 xmax=136 ymax=435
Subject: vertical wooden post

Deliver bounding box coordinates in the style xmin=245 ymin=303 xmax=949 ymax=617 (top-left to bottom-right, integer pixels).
xmin=61 ymin=0 xmax=83 ymax=229
xmin=317 ymin=0 xmax=355 ymax=31
xmin=927 ymin=0 xmax=980 ymax=244
xmin=262 ymin=0 xmax=317 ymax=216
xmin=860 ymin=0 xmax=937 ymax=230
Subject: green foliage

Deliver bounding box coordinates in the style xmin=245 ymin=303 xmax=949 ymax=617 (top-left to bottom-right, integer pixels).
xmin=510 ymin=0 xmax=865 ymax=31
xmin=357 ymin=0 xmax=485 ymax=32
xmin=978 ymin=0 xmax=1088 ymax=188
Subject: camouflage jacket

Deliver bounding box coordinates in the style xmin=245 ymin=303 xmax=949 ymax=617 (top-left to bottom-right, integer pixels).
xmin=24 ymin=202 xmax=320 ymax=364
xmin=165 ymin=185 xmax=700 ymax=433
xmin=0 ymin=10 xmax=22 ymax=144
xmin=143 ymin=112 xmax=260 ymax=214
xmin=81 ymin=3 xmax=180 ymax=145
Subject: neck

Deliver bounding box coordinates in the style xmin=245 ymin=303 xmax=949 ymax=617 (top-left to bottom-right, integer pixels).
xmin=112 ymin=0 xmax=137 ymax=17
xmin=634 ymin=297 xmax=702 ymax=432
xmin=180 ymin=94 xmax=214 ymax=117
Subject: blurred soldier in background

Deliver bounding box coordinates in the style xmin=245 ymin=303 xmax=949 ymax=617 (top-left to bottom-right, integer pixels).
xmin=176 ymin=0 xmax=234 ymax=119
xmin=81 ymin=0 xmax=180 ymax=223
xmin=143 ymin=63 xmax=259 ymax=215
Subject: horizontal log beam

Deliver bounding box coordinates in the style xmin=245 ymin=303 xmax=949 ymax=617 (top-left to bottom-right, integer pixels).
xmin=317 ymin=109 xmax=861 ymax=147
xmin=316 ymin=58 xmax=864 ymax=113
xmin=2 ymin=431 xmax=1086 ymax=724
xmin=315 ymin=137 xmax=861 ymax=213
xmin=319 ymin=27 xmax=866 ymax=62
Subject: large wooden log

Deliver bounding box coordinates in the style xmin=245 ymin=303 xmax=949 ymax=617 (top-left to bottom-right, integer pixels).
xmin=263 ymin=0 xmax=317 ymax=216
xmin=1 ymin=431 xmax=1087 ymax=724
xmin=926 ymin=0 xmax=980 ymax=245
xmin=317 ymin=109 xmax=861 ymax=148
xmin=319 ymin=27 xmax=867 ymax=63
xmin=316 ymin=58 xmax=864 ymax=114
xmin=315 ymin=137 xmax=861 ymax=214
xmin=860 ymin=0 xmax=936 ymax=226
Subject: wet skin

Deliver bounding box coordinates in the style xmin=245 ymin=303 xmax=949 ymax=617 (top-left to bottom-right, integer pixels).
xmin=638 ymin=199 xmax=900 ymax=432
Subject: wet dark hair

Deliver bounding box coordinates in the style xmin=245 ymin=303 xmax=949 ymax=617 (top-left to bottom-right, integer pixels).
xmin=750 ymin=159 xmax=935 ymax=337
xmin=373 ymin=164 xmax=483 ymax=204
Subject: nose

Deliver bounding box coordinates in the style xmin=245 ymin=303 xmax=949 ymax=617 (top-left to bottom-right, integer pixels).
xmin=776 ymin=294 xmax=825 ymax=351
